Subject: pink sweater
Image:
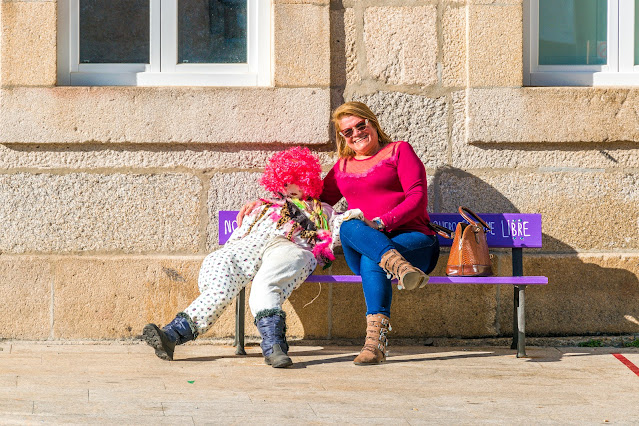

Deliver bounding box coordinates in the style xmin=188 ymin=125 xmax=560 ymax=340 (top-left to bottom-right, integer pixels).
xmin=321 ymin=141 xmax=434 ymax=236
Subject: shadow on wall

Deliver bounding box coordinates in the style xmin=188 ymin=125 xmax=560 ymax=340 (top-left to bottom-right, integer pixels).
xmin=430 ymin=166 xmax=639 ymax=338
xmin=285 ymin=166 xmax=639 ymax=341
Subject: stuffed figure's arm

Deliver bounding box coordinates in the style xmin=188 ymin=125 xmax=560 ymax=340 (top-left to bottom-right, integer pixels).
xmin=312 ymin=203 xmax=363 ymax=268
xmin=326 ymin=206 xmax=364 ymax=248
xmin=226 ymin=206 xmax=259 ymax=244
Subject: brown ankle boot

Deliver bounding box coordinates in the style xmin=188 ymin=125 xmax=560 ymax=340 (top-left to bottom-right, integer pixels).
xmin=379 ymin=249 xmax=429 ymax=290
xmin=353 ymin=314 xmax=392 ymax=365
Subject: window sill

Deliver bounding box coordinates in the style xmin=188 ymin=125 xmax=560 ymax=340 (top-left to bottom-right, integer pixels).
xmin=67 ymin=72 xmax=268 ymax=87
xmin=0 ymin=86 xmax=330 ymax=144
xmin=527 ymin=72 xmax=639 ymax=87
xmin=466 ymin=86 xmax=639 ymax=144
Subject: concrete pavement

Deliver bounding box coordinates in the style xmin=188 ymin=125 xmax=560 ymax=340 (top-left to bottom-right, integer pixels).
xmin=1 ymin=340 xmax=639 ymax=425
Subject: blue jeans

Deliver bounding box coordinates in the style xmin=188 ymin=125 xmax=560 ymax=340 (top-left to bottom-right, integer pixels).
xmin=339 ymin=219 xmax=440 ymax=318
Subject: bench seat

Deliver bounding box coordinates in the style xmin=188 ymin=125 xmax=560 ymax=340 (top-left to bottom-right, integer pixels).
xmin=305 ymin=275 xmax=548 ymax=285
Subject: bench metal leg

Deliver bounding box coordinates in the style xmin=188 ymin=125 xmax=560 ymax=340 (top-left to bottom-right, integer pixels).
xmin=234 ymin=288 xmax=246 ymax=355
xmin=516 ymin=285 xmax=527 ymax=358
xmin=511 ymin=286 xmax=518 ymax=350
xmin=510 ymin=247 xmax=527 ymax=357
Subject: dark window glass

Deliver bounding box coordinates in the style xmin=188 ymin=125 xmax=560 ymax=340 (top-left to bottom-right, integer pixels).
xmin=80 ymin=0 xmax=150 ymax=64
xmin=539 ymin=0 xmax=607 ymax=66
xmin=178 ymin=0 xmax=247 ymax=64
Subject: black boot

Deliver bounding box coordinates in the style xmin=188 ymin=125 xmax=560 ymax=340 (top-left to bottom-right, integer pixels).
xmin=255 ymin=310 xmax=292 ymax=368
xmin=143 ymin=313 xmax=197 ymax=361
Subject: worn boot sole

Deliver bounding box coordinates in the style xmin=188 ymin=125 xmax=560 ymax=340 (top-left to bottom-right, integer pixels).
xmin=353 ymin=348 xmax=386 ymax=365
xmin=264 ymin=344 xmax=293 ymax=368
xmin=353 ymin=358 xmax=386 ymax=366
xmin=143 ymin=324 xmax=175 ymax=361
xmin=401 ymin=271 xmax=429 ymax=290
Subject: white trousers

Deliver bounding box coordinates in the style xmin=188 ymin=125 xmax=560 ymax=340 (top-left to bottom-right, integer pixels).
xmin=184 ymin=235 xmax=317 ymax=335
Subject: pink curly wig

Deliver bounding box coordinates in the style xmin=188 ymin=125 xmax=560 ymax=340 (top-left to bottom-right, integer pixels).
xmin=260 ymin=147 xmax=324 ymax=199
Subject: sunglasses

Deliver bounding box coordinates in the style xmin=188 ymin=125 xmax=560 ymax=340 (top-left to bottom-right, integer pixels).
xmin=339 ymin=119 xmax=369 ymax=138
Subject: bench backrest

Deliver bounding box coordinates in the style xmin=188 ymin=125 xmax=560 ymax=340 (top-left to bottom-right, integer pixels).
xmin=218 ymin=210 xmax=542 ymax=248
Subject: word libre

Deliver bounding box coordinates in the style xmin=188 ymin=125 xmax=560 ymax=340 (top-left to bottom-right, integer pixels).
xmin=429 ymin=213 xmax=542 ymax=248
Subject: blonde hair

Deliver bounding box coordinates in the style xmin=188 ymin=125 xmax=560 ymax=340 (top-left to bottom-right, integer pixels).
xmin=331 ymin=102 xmax=393 ymax=158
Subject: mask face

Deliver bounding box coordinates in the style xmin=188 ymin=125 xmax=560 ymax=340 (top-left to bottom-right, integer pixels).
xmin=283 ymin=183 xmax=304 ymax=199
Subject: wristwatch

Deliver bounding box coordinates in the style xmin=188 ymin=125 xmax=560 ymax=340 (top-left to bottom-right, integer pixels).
xmin=372 ymin=217 xmax=385 ymax=231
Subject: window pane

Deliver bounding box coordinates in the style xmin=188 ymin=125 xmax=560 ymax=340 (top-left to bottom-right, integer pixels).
xmin=539 ymin=0 xmax=607 ymax=65
xmin=178 ymin=0 xmax=247 ymax=64
xmin=80 ymin=0 xmax=150 ymax=64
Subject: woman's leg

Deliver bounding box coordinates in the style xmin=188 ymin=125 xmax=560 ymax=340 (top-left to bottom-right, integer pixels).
xmin=340 ymin=220 xmax=395 ymax=271
xmin=352 ymin=231 xmax=439 ymax=366
xmin=390 ymin=231 xmax=440 ymax=275
xmin=357 ymin=231 xmax=440 ymax=317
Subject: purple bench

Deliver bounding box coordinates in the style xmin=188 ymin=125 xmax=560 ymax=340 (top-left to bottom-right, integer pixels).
xmin=219 ymin=211 xmax=548 ymax=358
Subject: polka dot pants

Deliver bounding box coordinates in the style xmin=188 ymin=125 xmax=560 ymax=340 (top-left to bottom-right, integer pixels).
xmin=185 ymin=235 xmax=317 ymax=336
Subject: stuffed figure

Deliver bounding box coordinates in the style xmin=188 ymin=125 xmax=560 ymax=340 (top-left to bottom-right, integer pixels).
xmin=143 ymin=147 xmax=361 ymax=368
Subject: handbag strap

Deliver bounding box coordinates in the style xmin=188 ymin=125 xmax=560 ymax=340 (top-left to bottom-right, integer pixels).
xmin=427 ymin=221 xmax=454 ymax=239
xmin=458 ymin=206 xmax=492 ymax=232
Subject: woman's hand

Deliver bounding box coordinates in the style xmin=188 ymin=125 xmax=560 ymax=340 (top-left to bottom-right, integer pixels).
xmin=362 ymin=217 xmax=378 ymax=230
xmin=236 ymin=200 xmax=260 ymax=227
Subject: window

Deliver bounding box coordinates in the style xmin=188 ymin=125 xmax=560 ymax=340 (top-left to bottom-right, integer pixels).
xmin=525 ymin=0 xmax=639 ymax=86
xmin=57 ymin=0 xmax=271 ymax=86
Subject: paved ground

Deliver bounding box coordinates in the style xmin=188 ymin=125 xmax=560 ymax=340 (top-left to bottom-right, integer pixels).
xmin=1 ymin=340 xmax=638 ymax=425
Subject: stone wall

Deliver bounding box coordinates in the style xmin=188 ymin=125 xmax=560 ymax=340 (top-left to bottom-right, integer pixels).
xmin=0 ymin=0 xmax=638 ymax=341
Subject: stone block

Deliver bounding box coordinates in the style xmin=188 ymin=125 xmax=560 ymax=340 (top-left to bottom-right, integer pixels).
xmin=179 ymin=263 xmax=329 ymax=340
xmin=467 ymin=87 xmax=639 ymax=144
xmin=451 ymin=90 xmax=639 ymax=169
xmin=468 ymin=5 xmax=522 ymax=87
xmin=364 ymin=6 xmax=437 ymax=86
xmin=350 ymin=91 xmax=449 ymax=169
xmin=391 ymin=284 xmax=498 ymax=338
xmin=274 ymin=4 xmax=330 ymax=87
xmin=0 ymin=173 xmax=201 ymax=253
xmin=197 ymin=274 xmax=330 ymax=340
xmin=0 ymin=2 xmax=56 ymax=87
xmin=432 ymin=169 xmax=639 ymax=252
xmin=0 ymin=256 xmax=52 ymax=339
xmin=329 ymin=287 xmax=367 ymax=339
xmin=0 ymin=87 xmax=331 ymax=144
xmin=391 ymin=250 xmax=500 ymax=338
xmin=330 ymin=8 xmax=359 ymax=87
xmin=52 ymin=257 xmax=203 ymax=339
xmin=0 ymin=144 xmax=341 ymax=171
xmin=321 ymin=255 xmax=364 ymax=338
xmin=143 ymin=259 xmax=203 ymax=328
xmin=497 ymin=254 xmax=639 ymax=336
xmin=207 ymin=172 xmax=268 ymax=250
xmin=284 ymin=273 xmax=330 ymax=338
xmin=442 ymin=5 xmax=467 ymax=88
xmin=204 ymin=151 xmax=348 ymax=251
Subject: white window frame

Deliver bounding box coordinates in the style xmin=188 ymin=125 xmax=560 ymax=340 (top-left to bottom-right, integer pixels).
xmin=525 ymin=0 xmax=639 ymax=86
xmin=57 ymin=0 xmax=272 ymax=87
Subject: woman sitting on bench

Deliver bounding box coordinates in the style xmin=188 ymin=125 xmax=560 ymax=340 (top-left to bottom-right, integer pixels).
xmin=239 ymin=102 xmax=440 ymax=366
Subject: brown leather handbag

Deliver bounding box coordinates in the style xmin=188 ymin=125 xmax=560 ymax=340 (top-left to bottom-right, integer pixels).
xmin=445 ymin=206 xmax=493 ymax=277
